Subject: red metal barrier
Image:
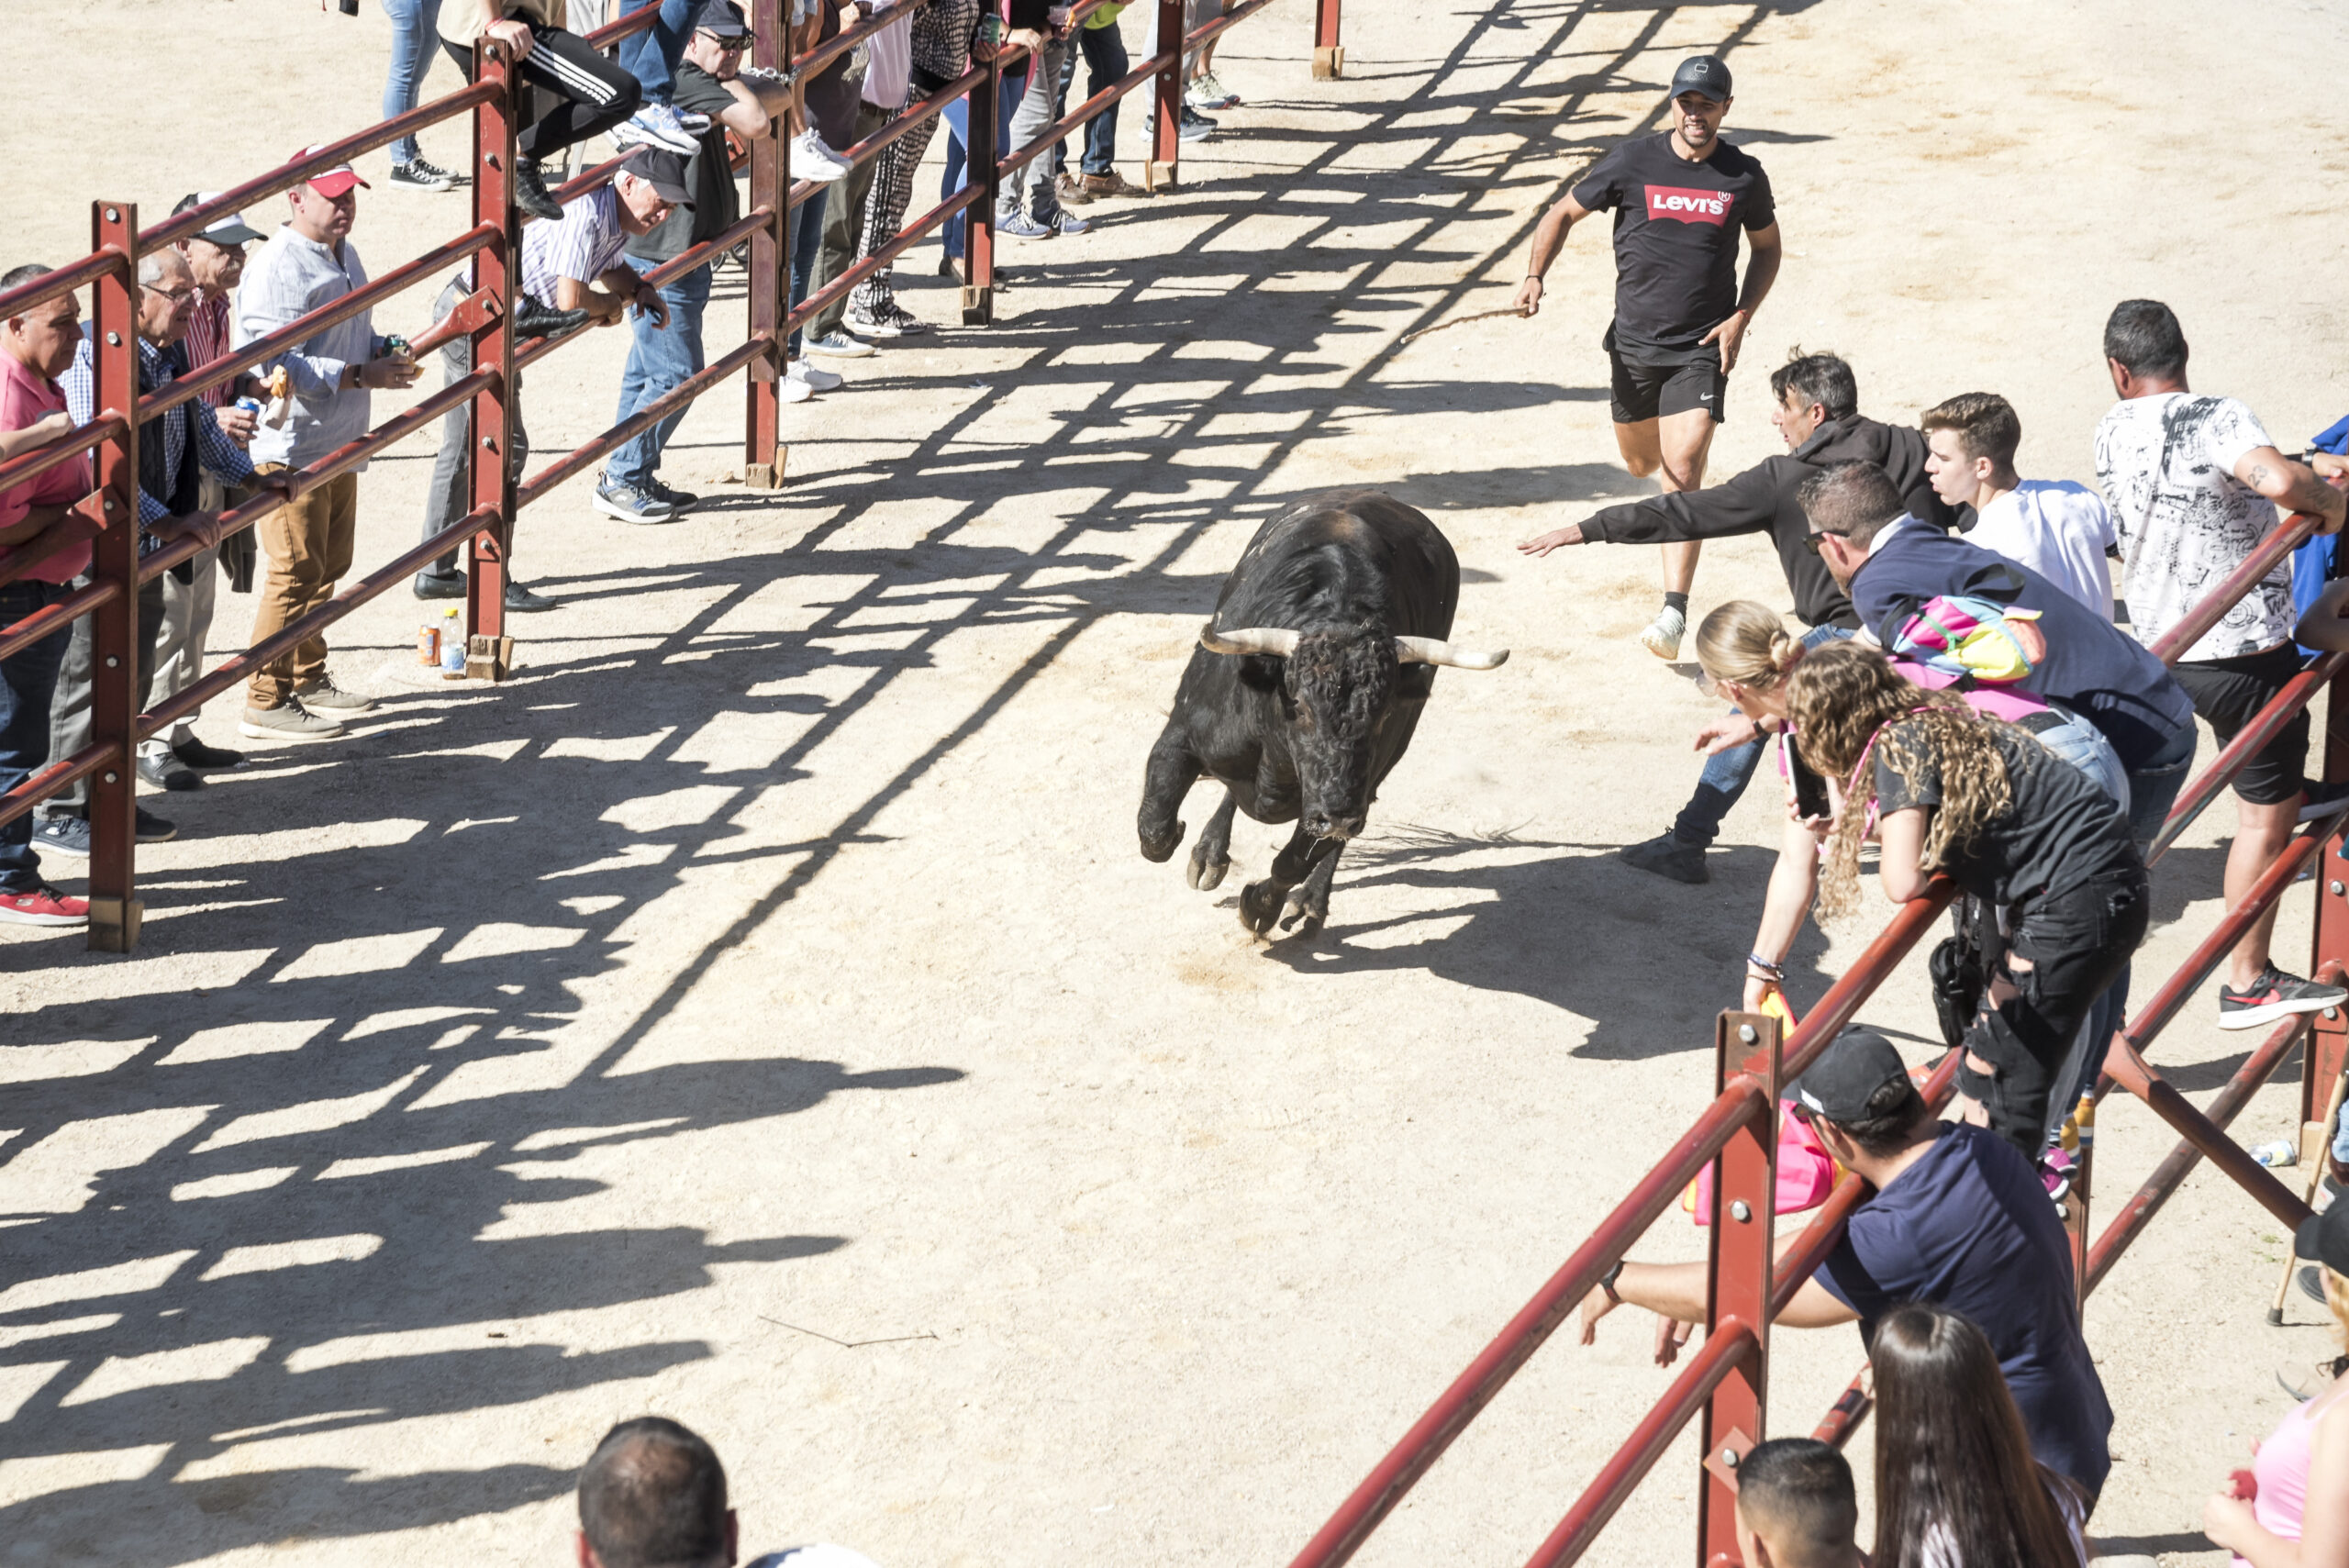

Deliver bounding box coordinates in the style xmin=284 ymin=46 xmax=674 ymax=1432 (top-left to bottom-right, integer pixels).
xmin=1288 ymin=498 xmax=2349 ymax=1566
xmin=0 ymin=0 xmax=1297 ymax=951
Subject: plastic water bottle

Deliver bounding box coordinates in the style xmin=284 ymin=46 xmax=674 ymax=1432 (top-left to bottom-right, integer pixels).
xmin=2254 ymin=1139 xmax=2299 ymax=1169
xmin=440 ymin=608 xmax=465 ymax=677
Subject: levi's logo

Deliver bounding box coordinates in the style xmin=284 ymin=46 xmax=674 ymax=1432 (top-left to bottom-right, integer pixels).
xmin=1645 ymin=184 xmax=1731 ymax=226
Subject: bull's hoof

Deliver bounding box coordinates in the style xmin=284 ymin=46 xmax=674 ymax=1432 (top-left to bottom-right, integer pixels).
xmin=1138 ymin=817 xmax=1186 ymax=863
xmin=1238 ymin=879 xmax=1286 ymax=935
xmin=1186 ymin=842 xmax=1230 ymax=891
xmin=1277 ymin=887 xmax=1328 ymax=937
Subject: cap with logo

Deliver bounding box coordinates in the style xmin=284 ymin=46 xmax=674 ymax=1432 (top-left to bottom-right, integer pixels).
xmin=2298 ymin=1196 xmax=2349 ymax=1278
xmin=689 ymin=0 xmax=751 ymax=39
xmin=1670 ymin=55 xmax=1732 ymax=104
xmin=290 ymin=147 xmax=372 ymax=198
xmin=621 ymin=148 xmax=696 ymax=208
xmin=1787 ymin=1027 xmax=1908 ymax=1125
xmin=172 ymin=193 xmax=268 ymax=246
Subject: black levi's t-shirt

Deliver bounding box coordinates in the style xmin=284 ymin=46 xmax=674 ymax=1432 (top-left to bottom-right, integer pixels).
xmin=629 ymin=64 xmax=743 ymax=264
xmin=1870 ymin=719 xmax=2137 ymax=906
xmin=1569 ymin=132 xmax=1775 ymax=354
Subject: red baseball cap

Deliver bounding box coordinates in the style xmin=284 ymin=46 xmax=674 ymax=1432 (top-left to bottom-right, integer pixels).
xmin=292 ymin=147 xmax=371 ymax=198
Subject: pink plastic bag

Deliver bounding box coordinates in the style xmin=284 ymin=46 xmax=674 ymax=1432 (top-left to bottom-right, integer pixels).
xmin=1682 ymin=1104 xmax=1844 ymax=1226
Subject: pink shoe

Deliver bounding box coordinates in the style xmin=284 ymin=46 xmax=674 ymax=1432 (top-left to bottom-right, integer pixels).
xmin=2040 ymin=1147 xmax=2076 ymax=1202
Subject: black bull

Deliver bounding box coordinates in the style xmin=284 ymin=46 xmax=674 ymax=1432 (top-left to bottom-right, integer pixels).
xmin=1137 ymin=489 xmax=1507 ymax=936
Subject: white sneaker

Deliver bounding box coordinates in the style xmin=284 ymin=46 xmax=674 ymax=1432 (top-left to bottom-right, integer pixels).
xmin=616 ymin=104 xmax=704 ymax=154
xmin=781 ymin=376 xmax=816 ymax=405
xmin=1638 ymin=605 xmax=1687 ymax=661
xmin=789 ymin=130 xmax=852 ymax=182
xmin=788 ymin=360 xmax=843 ymax=393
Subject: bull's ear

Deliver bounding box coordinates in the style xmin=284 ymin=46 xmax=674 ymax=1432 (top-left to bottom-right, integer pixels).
xmin=1395 ymin=636 xmax=1509 ymax=670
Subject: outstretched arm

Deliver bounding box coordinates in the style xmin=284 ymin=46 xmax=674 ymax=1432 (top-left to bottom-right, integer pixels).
xmin=2238 ymin=446 xmax=2349 ymax=535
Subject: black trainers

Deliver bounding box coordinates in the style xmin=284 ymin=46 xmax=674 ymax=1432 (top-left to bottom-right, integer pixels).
xmin=388 ymin=161 xmax=455 ymax=192
xmin=512 ymin=158 xmax=564 ymax=222
xmin=33 ymin=816 xmax=89 ymax=859
xmin=2220 ymin=965 xmax=2349 ymax=1030
xmin=1618 ymin=831 xmax=1708 ymax=885
xmin=414 ymin=568 xmax=466 ymax=600
xmin=173 ymin=736 xmax=246 ymax=770
xmin=649 ymin=480 xmax=700 ymax=513
xmin=137 ymin=751 xmax=203 ymax=792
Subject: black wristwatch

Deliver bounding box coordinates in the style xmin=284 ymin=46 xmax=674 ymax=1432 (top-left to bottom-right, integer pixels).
xmin=1600 ymin=1261 xmax=1625 ymax=1304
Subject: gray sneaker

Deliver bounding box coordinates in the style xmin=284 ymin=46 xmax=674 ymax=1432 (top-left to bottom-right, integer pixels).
xmin=593 ymin=481 xmax=676 ymax=524
xmin=291 ymin=676 xmax=376 ymax=713
xmin=239 ymin=703 xmax=347 ymax=743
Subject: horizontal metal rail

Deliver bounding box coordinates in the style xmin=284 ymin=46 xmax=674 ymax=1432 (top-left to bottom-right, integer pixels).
xmin=145 ymin=83 xmax=502 ymax=253
xmin=0 ymin=412 xmax=121 ymax=503
xmin=1284 ymin=1079 xmax=1771 ymax=1568
xmin=2087 ymin=1002 xmax=2317 ymax=1294
xmin=0 ymin=574 xmax=115 ymax=663
xmin=514 ymin=334 xmax=773 ymax=508
xmin=136 ymin=504 xmax=502 ymax=741
xmin=0 ymin=739 xmax=112 ymax=833
xmin=1520 ymin=1319 xmax=1762 ymax=1568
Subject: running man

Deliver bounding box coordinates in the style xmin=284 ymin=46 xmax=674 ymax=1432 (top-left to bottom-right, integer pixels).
xmin=1514 ymin=54 xmax=1783 ymax=660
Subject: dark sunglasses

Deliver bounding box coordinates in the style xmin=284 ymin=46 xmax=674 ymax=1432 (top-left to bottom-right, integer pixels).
xmin=703 ymin=29 xmax=752 ymax=49
xmin=1801 ymin=528 xmax=1851 ymax=557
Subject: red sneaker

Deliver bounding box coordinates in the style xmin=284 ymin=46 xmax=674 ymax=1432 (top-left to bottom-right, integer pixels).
xmin=0 ymin=884 xmax=89 ymax=926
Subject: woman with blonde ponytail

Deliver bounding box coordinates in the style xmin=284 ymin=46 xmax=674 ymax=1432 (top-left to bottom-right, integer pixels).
xmin=1784 ymin=640 xmax=2148 ymax=1160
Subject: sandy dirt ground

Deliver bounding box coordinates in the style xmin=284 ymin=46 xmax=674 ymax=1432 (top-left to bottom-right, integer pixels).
xmin=4 ymin=0 xmax=2349 ymax=1563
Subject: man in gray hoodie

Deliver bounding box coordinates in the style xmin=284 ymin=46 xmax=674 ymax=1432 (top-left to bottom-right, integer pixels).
xmin=1516 ymin=350 xmax=1954 ymax=883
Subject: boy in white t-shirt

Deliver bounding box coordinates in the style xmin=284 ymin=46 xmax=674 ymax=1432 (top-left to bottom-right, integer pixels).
xmin=2093 ymin=298 xmax=2349 ymax=1030
xmin=1921 ymin=390 xmax=2116 ymax=619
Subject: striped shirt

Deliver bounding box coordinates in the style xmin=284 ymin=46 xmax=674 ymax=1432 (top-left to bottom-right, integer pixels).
xmin=459 ymin=184 xmax=626 ymax=304
xmin=61 ymin=329 xmax=256 ymax=543
xmin=180 ymin=294 xmax=237 ymax=408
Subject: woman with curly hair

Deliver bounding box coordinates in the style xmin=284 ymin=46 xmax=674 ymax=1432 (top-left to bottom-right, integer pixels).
xmin=1870 ymin=1300 xmax=2089 ymax=1567
xmin=1784 ymin=639 xmax=2147 ymax=1158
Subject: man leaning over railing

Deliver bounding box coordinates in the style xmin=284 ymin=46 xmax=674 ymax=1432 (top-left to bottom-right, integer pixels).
xmin=415 ymin=153 xmax=686 ymax=606
xmin=1580 ymin=1028 xmax=2116 ymax=1513
xmin=232 ymin=152 xmax=422 ymax=745
xmin=0 ymin=266 xmax=96 ymax=929
xmin=38 ymin=250 xmax=262 ymax=859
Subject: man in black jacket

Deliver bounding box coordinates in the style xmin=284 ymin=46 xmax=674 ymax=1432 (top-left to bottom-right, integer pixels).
xmin=1517 ymin=351 xmax=1954 ymax=883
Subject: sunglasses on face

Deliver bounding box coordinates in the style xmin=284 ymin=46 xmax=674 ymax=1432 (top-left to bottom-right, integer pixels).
xmin=702 ymin=30 xmax=751 ymax=49
xmin=1801 ymin=528 xmax=1851 ymax=557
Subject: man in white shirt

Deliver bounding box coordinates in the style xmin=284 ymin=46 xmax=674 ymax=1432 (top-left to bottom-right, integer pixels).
xmin=1920 ymin=391 xmax=2115 ymax=620
xmin=2094 ymin=298 xmax=2349 ymax=1029
xmin=233 ymin=152 xmax=421 ymax=742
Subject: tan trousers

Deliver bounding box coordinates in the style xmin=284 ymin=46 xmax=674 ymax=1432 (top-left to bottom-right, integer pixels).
xmin=246 ymin=468 xmax=359 ymax=709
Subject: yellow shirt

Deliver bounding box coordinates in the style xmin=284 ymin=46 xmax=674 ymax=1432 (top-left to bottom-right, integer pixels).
xmin=439 ymin=0 xmax=568 ymax=45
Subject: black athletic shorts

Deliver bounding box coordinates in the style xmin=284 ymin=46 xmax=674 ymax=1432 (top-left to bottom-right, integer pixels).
xmin=2169 ymin=642 xmax=2310 ymax=806
xmin=1605 ymin=325 xmax=1726 ymax=425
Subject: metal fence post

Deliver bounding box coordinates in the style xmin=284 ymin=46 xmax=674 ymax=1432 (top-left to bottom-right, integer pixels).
xmin=85 ymin=200 xmax=142 ymax=953
xmin=1312 ymin=0 xmax=1342 ymax=79
xmin=466 ymin=40 xmax=518 ymax=674
xmin=1148 ymin=0 xmax=1183 ymax=192
xmin=746 ymin=0 xmax=786 ymax=487
xmin=1698 ymin=1010 xmax=1778 ymax=1568
xmin=2310 ymin=668 xmax=2349 ymax=1138
xmin=963 ymin=52 xmax=1000 ymax=325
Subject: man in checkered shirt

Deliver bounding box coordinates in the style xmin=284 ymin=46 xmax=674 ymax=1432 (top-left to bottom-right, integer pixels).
xmin=413 ymin=150 xmax=690 ymax=608
xmin=38 ymin=248 xmax=263 ymax=856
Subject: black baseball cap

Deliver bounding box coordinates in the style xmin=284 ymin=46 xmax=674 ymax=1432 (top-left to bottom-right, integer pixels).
xmin=1671 ymin=55 xmax=1733 ymax=103
xmin=623 ymin=148 xmax=695 ymax=207
xmin=690 ymin=0 xmax=751 ymax=39
xmin=2298 ymin=1198 xmax=2349 ymax=1277
xmin=1788 ymin=1028 xmax=1907 ymax=1124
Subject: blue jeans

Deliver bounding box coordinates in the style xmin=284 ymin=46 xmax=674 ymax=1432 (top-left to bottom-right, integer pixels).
xmin=382 ymin=0 xmax=445 ymax=165
xmin=786 ymin=195 xmax=826 ymax=355
xmin=941 ymin=74 xmax=1021 ymax=261
xmin=1053 ymin=23 xmax=1129 ymax=177
xmin=617 ymin=0 xmax=695 ymax=104
xmin=2032 ymin=706 xmax=2131 ymax=811
xmin=0 ymin=582 xmax=75 ymax=892
xmin=604 ymin=255 xmax=710 ymax=491
xmin=1671 ymin=623 xmax=1856 ymax=847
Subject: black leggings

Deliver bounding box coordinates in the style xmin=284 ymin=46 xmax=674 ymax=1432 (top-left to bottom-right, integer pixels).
xmin=444 ymin=27 xmax=642 ymax=162
xmin=1960 ymin=866 xmax=2150 ymax=1162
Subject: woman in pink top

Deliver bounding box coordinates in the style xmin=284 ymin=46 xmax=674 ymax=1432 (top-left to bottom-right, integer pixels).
xmin=2206 ymin=1199 xmax=2349 ymax=1566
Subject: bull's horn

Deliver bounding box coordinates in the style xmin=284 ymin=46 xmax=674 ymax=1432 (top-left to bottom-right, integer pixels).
xmin=1199 ymin=624 xmax=1301 ymax=658
xmin=1396 ymin=636 xmax=1509 ymax=671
